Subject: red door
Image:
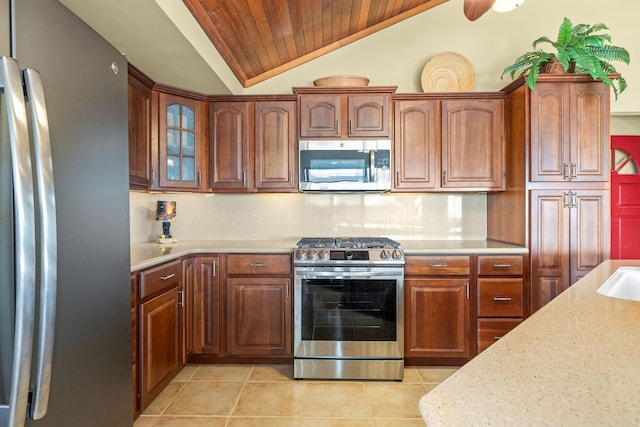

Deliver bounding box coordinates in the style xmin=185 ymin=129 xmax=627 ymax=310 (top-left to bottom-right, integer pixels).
xmin=611 ymin=135 xmax=640 ymax=259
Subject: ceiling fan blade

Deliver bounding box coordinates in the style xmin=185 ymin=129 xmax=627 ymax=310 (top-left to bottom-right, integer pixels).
xmin=464 ymin=0 xmax=496 ymax=21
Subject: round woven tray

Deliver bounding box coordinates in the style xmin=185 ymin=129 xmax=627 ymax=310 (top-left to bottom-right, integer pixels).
xmin=421 ymin=52 xmax=475 ymax=92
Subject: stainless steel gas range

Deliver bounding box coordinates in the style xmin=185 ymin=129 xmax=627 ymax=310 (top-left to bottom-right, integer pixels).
xmin=293 ymin=237 xmax=404 ymax=380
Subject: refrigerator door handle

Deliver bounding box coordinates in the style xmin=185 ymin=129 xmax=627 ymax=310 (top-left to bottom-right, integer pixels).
xmin=0 ymin=56 xmax=37 ymax=427
xmin=23 ymin=68 xmax=57 ymax=421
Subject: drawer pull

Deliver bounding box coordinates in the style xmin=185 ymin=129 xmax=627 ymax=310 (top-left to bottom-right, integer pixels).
xmin=428 ymin=263 xmax=448 ymax=268
xmin=249 ymin=263 xmax=267 ymax=267
xmin=493 ymin=296 xmax=512 ymax=302
xmin=493 ymin=336 xmax=503 ymax=341
xmin=492 ymin=264 xmax=512 ymax=269
xmin=160 ymin=273 xmax=176 ymax=281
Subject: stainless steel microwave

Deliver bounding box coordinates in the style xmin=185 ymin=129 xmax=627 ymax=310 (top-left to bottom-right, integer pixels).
xmin=298 ymin=139 xmax=392 ymax=192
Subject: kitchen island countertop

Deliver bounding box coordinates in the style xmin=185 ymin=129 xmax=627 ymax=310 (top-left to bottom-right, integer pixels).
xmin=131 ymin=239 xmax=527 ymax=271
xmin=419 ymin=259 xmax=640 ymax=426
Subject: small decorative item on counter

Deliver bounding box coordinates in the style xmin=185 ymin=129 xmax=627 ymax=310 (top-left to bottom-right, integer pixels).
xmin=155 ymin=200 xmax=177 ymax=243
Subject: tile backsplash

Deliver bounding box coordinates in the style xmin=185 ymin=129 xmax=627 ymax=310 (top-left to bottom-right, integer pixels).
xmin=129 ymin=191 xmax=487 ymax=243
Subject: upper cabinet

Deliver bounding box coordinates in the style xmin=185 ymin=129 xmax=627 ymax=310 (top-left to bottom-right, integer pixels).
xmin=155 ymin=91 xmax=207 ymax=191
xmin=530 ymin=81 xmax=609 ymax=182
xmin=393 ymin=99 xmax=439 ymax=191
xmin=254 ymin=100 xmax=297 ymax=191
xmin=128 ymin=65 xmax=154 ymax=190
xmin=294 ymin=86 xmax=396 ymax=139
xmin=393 ymin=95 xmax=505 ymax=192
xmin=209 ymin=97 xmax=297 ymax=192
xmin=441 ymin=99 xmax=504 ymax=190
xmin=209 ymin=101 xmax=251 ymax=191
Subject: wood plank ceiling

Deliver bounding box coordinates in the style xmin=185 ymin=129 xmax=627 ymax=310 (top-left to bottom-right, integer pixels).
xmin=182 ymin=0 xmax=449 ymax=87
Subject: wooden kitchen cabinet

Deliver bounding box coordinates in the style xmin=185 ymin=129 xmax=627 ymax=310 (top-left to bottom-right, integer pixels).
xmin=130 ymin=273 xmax=139 ymax=419
xmin=441 ymin=98 xmax=504 ymax=191
xmin=392 ymin=95 xmax=504 ymax=192
xmin=182 ymin=257 xmax=195 ymax=363
xmin=137 ymin=260 xmax=184 ymax=411
xmin=209 ymin=98 xmax=297 ymax=192
xmin=225 ymin=254 xmax=292 ymax=356
xmin=476 ymin=255 xmax=526 ymax=353
xmin=530 ymin=81 xmax=609 ymax=182
xmin=128 ymin=65 xmax=154 ymax=190
xmin=155 ymin=91 xmax=206 ymax=190
xmin=404 ymin=256 xmax=472 ymax=361
xmin=393 ymin=99 xmax=439 ymax=191
xmin=295 ymin=86 xmax=396 ymax=138
xmin=192 ymin=255 xmax=221 ymax=355
xmin=530 ymin=189 xmax=609 ymax=310
xmin=209 ymin=101 xmax=251 ymax=190
xmin=488 ymin=76 xmax=611 ymax=314
xmin=254 ymin=100 xmax=297 ymax=191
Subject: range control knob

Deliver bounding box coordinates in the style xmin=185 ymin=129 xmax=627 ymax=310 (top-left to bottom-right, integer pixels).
xmin=391 ymin=250 xmax=403 ymax=260
xmin=380 ymin=250 xmax=390 ymax=260
xmin=295 ymin=249 xmax=307 ymax=260
xmin=307 ymin=250 xmax=318 ymax=259
xmin=319 ymin=249 xmax=330 ymax=259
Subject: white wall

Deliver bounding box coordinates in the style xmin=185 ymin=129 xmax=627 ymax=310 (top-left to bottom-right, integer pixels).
xmin=130 ymin=191 xmax=487 ymax=244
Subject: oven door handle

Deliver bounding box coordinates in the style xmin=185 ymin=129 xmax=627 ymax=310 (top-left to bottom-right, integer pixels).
xmin=296 ymin=270 xmax=402 ymax=279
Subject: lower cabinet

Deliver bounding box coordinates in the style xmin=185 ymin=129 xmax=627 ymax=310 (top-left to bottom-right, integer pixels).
xmin=226 ymin=277 xmax=292 ymax=355
xmin=193 ymin=255 xmax=221 ymax=354
xmin=130 ymin=273 xmax=138 ymax=419
xmin=476 ymin=255 xmax=527 ymax=353
xmin=404 ymin=256 xmax=472 ymax=361
xmin=530 ymin=189 xmax=609 ymax=311
xmin=136 ymin=260 xmax=184 ymax=411
xmin=225 ymin=254 xmax=292 ymax=356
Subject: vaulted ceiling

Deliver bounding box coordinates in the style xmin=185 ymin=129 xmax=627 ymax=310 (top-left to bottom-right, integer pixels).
xmin=182 ymin=0 xmax=448 ymax=87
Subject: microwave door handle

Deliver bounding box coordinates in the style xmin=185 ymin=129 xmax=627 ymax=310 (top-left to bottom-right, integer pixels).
xmin=370 ymin=150 xmax=376 ymax=182
xmin=0 ymin=57 xmax=37 ymax=427
xmin=23 ymin=68 xmax=57 ymax=421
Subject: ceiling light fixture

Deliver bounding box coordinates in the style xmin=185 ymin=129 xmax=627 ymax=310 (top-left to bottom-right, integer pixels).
xmin=492 ymin=0 xmax=526 ymax=12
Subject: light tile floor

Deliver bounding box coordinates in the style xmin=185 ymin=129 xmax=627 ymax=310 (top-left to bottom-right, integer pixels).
xmin=134 ymin=364 xmax=457 ymax=427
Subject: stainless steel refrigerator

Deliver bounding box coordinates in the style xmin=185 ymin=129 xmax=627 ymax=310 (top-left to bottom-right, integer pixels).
xmin=1 ymin=0 xmax=132 ymax=426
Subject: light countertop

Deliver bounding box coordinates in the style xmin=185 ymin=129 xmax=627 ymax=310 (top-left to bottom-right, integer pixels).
xmin=131 ymin=239 xmax=527 ymax=271
xmin=399 ymin=239 xmax=528 ymax=255
xmin=131 ymin=240 xmax=298 ymax=271
xmin=419 ymin=259 xmax=640 ymax=426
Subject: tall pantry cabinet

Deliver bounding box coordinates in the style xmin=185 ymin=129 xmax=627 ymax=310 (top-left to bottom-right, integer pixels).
xmin=488 ymin=75 xmax=611 ymax=313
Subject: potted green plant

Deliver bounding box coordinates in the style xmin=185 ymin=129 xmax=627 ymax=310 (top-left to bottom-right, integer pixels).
xmin=501 ymin=17 xmax=630 ymax=99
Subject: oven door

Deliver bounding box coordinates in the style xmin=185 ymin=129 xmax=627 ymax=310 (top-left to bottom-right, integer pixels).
xmin=294 ymin=266 xmax=404 ymax=359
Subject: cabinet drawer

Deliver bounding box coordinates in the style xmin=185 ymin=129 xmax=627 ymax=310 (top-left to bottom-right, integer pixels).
xmin=477 ymin=255 xmax=524 ymax=276
xmin=405 ymin=256 xmax=470 ymax=276
xmin=226 ymin=254 xmax=292 ymax=275
xmin=477 ymin=278 xmax=524 ymax=317
xmin=138 ymin=260 xmax=182 ymax=299
xmin=477 ymin=318 xmax=522 ymax=353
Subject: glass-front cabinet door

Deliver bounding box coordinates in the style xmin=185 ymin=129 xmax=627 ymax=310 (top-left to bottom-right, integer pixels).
xmin=157 ymin=92 xmax=203 ymax=190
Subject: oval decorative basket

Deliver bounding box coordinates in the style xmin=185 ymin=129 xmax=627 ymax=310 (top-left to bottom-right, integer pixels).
xmin=421 ymin=52 xmax=475 ymax=92
xmin=313 ymin=75 xmax=370 ymax=87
